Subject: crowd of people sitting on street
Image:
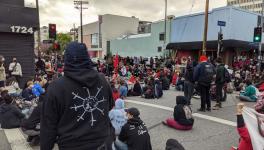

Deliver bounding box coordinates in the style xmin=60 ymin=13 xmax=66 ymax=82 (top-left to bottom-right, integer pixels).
xmin=0 ymin=41 xmax=263 ymax=149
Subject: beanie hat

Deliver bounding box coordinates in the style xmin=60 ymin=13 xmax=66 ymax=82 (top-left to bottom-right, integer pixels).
xmin=165 ymin=139 xmax=185 ymax=150
xmin=64 ymin=42 xmax=93 ymax=70
xmin=200 ymin=55 xmax=208 ymax=62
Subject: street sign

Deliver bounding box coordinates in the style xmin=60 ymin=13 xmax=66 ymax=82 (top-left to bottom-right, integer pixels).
xmin=217 ymin=21 xmax=226 ymax=27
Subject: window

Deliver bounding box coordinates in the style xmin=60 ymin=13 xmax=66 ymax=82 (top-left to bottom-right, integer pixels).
xmin=159 ymin=33 xmax=165 ymax=41
xmin=158 ymin=46 xmax=162 ymax=52
xmin=91 ymin=33 xmax=98 ymax=48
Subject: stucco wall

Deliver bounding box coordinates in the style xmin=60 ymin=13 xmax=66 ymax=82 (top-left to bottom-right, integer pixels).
xmin=110 ymin=21 xmax=171 ymax=57
xmin=170 ymin=6 xmax=259 ymax=43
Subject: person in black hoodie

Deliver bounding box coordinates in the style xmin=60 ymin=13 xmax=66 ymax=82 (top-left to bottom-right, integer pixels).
xmin=41 ymin=42 xmax=115 ymax=150
xmin=163 ymin=96 xmax=194 ymax=130
xmin=0 ymin=95 xmax=25 ymax=129
xmin=128 ymin=79 xmax=142 ymax=96
xmin=160 ymin=72 xmax=170 ymax=90
xmin=117 ymin=107 xmax=152 ymax=150
xmin=184 ymin=60 xmax=197 ymax=105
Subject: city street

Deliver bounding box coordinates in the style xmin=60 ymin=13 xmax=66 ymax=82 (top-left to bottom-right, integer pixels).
xmin=0 ymin=88 xmax=256 ymax=150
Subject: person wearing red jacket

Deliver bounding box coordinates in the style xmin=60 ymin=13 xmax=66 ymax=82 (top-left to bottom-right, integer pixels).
xmin=231 ymin=103 xmax=253 ymax=150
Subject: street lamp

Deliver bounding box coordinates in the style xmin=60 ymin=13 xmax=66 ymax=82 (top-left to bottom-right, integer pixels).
xmin=74 ymin=1 xmax=89 ymax=43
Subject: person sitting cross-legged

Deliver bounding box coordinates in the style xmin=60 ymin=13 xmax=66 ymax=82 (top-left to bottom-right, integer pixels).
xmin=116 ymin=107 xmax=152 ymax=150
xmin=163 ymin=96 xmax=194 ymax=130
xmin=238 ymin=79 xmax=258 ymax=102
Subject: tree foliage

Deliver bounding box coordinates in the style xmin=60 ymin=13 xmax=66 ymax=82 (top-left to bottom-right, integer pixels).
xmin=57 ymin=33 xmax=72 ymax=52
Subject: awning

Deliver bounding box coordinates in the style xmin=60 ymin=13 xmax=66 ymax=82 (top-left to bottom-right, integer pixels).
xmin=166 ymin=40 xmax=261 ymax=50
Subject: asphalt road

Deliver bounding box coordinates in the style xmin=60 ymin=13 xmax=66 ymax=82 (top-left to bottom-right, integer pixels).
xmin=125 ymin=89 xmax=255 ymax=150
xmin=0 ymin=88 xmax=256 ymax=150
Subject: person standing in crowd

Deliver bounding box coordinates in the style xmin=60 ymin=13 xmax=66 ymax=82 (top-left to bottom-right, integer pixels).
xmin=35 ymin=57 xmax=45 ymax=73
xmin=9 ymin=58 xmax=22 ymax=87
xmin=194 ymin=56 xmax=215 ymax=112
xmin=118 ymin=107 xmax=152 ymax=150
xmin=41 ymin=42 xmax=115 ymax=150
xmin=150 ymin=57 xmax=154 ymax=69
xmin=184 ymin=58 xmax=197 ymax=105
xmin=0 ymin=55 xmax=6 ymax=88
xmin=213 ymin=57 xmax=226 ymax=110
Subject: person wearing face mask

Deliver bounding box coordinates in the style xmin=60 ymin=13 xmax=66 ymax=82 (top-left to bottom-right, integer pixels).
xmin=213 ymin=57 xmax=226 ymax=110
xmin=0 ymin=55 xmax=6 ymax=88
xmin=117 ymin=107 xmax=152 ymax=150
xmin=9 ymin=58 xmax=22 ymax=87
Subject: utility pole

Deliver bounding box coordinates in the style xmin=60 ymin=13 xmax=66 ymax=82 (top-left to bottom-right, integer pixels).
xmin=164 ymin=0 xmax=167 ymax=49
xmin=36 ymin=0 xmax=41 ymax=56
xmin=258 ymin=0 xmax=264 ymax=73
xmin=202 ymin=0 xmax=209 ymax=56
xmin=74 ymin=1 xmax=88 ymax=43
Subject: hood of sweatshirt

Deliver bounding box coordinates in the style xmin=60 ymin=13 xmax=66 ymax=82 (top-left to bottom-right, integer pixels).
xmin=63 ymin=42 xmax=98 ymax=88
xmin=176 ymin=96 xmax=187 ymax=105
xmin=115 ymin=99 xmax=125 ymax=109
xmin=128 ymin=117 xmax=143 ymax=126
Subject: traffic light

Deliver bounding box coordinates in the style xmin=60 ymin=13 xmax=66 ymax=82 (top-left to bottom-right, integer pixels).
xmin=254 ymin=27 xmax=262 ymax=42
xmin=49 ymin=24 xmax=57 ymax=39
xmin=218 ymin=32 xmax=224 ymax=52
xmin=218 ymin=33 xmax=223 ymax=41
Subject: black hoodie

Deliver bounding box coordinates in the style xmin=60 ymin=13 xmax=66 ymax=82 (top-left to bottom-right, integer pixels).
xmin=0 ymin=104 xmax=25 ymax=129
xmin=41 ymin=69 xmax=115 ymax=150
xmin=119 ymin=117 xmax=152 ymax=150
xmin=174 ymin=97 xmax=194 ymax=126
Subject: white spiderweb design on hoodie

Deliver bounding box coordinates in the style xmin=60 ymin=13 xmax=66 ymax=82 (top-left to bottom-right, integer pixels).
xmin=70 ymin=86 xmax=106 ymax=126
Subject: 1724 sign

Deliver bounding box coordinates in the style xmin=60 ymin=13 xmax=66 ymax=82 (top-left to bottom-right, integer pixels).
xmin=10 ymin=26 xmax=34 ymax=34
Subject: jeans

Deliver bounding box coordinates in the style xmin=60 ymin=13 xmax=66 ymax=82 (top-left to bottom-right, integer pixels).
xmin=216 ymin=83 xmax=224 ymax=105
xmin=113 ymin=139 xmax=128 ymax=150
xmin=184 ymin=81 xmax=194 ymax=104
xmin=239 ymin=95 xmax=256 ymax=102
xmin=199 ymin=84 xmax=211 ymax=109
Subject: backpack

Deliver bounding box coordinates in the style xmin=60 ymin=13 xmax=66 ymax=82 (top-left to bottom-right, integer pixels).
xmin=199 ymin=63 xmax=215 ymax=86
xmin=154 ymin=81 xmax=163 ymax=98
xmin=183 ymin=105 xmax=193 ymax=120
xmin=224 ymin=68 xmax=231 ymax=83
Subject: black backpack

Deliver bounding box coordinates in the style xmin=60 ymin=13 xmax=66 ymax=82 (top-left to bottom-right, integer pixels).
xmin=154 ymin=80 xmax=163 ymax=98
xmin=199 ymin=63 xmax=215 ymax=86
xmin=224 ymin=68 xmax=231 ymax=83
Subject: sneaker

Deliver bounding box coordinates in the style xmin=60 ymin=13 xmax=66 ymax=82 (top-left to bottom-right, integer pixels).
xmin=29 ymin=136 xmax=40 ymax=146
xmin=162 ymin=121 xmax=168 ymax=126
xmin=212 ymin=106 xmax=220 ymax=110
xmin=27 ymin=136 xmax=34 ymax=143
xmin=213 ymin=104 xmax=220 ymax=110
xmin=197 ymin=108 xmax=205 ymax=112
xmin=206 ymin=108 xmax=211 ymax=112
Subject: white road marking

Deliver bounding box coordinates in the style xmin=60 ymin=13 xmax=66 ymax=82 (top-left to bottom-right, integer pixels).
xmin=126 ymin=99 xmax=236 ymax=127
xmin=4 ymin=128 xmax=33 ymax=150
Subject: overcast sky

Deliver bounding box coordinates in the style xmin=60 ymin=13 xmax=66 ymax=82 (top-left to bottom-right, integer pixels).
xmin=25 ymin=0 xmax=226 ymax=32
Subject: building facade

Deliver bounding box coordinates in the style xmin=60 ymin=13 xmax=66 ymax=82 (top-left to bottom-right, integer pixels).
xmin=0 ymin=0 xmax=38 ymax=85
xmin=227 ymin=0 xmax=263 ymax=14
xmin=167 ymin=6 xmax=262 ymax=65
xmin=78 ymin=14 xmax=140 ymax=58
xmin=110 ymin=20 xmax=172 ymax=57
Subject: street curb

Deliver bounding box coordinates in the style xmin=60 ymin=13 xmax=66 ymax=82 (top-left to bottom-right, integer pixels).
xmin=4 ymin=128 xmax=33 ymax=150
